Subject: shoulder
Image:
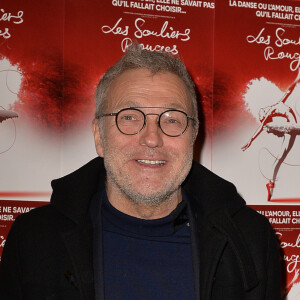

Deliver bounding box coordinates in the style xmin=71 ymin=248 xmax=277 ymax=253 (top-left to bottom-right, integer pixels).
xmin=233 ymin=205 xmax=277 ymax=248
xmin=9 ymin=203 xmax=74 ymax=237
xmin=185 ymin=161 xmax=277 ymax=246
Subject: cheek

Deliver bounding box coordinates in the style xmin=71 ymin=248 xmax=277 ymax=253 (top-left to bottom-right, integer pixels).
xmin=165 ymin=140 xmax=193 ymax=168
xmin=103 ymin=130 xmax=136 ymax=157
xmin=175 ymin=135 xmax=194 ymax=153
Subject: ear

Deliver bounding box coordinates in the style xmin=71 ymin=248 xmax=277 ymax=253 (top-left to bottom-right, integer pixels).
xmin=92 ymin=118 xmax=104 ymax=157
xmin=192 ymin=125 xmax=199 ymax=143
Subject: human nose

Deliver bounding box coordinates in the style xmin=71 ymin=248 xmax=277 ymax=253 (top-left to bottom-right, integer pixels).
xmin=138 ymin=115 xmax=163 ymax=148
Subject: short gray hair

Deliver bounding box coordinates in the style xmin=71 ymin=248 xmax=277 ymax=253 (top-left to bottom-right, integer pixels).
xmin=95 ymin=44 xmax=198 ymax=129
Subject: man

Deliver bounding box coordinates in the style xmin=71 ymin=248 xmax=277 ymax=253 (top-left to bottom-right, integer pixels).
xmin=0 ymin=45 xmax=281 ymax=299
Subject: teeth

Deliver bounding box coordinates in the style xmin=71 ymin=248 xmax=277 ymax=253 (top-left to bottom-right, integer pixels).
xmin=137 ymin=159 xmax=166 ymax=165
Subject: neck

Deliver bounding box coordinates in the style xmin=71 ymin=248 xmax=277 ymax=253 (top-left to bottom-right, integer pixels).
xmin=106 ymin=184 xmax=182 ymax=220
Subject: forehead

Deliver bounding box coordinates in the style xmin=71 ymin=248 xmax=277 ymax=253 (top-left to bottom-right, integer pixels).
xmin=105 ymin=68 xmax=192 ymax=112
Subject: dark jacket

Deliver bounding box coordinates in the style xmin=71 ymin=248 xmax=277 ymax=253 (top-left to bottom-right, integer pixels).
xmin=0 ymin=157 xmax=281 ymax=300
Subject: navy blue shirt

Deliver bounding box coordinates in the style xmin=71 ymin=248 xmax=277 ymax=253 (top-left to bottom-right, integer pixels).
xmin=91 ymin=191 xmax=195 ymax=300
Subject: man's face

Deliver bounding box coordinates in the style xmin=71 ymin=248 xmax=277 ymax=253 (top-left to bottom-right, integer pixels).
xmin=93 ymin=68 xmax=196 ymax=205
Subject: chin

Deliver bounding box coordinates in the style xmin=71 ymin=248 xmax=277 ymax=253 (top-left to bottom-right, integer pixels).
xmin=123 ymin=186 xmax=178 ymax=207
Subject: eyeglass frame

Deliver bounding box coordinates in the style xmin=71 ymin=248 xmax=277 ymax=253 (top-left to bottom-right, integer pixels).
xmin=97 ymin=106 xmax=195 ymax=137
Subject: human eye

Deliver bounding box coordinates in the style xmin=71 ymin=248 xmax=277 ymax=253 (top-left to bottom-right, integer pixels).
xmin=122 ymin=114 xmax=136 ymax=121
xmin=166 ymin=117 xmax=180 ymax=124
xmin=161 ymin=111 xmax=186 ymax=130
xmin=163 ymin=113 xmax=183 ymax=125
xmin=118 ymin=110 xmax=143 ymax=125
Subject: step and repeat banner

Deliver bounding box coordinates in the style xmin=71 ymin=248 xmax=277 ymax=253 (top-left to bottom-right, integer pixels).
xmin=213 ymin=2 xmax=300 ymax=297
xmin=0 ymin=0 xmax=299 ymax=298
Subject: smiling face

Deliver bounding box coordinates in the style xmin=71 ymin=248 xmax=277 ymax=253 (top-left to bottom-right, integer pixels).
xmin=93 ymin=68 xmax=197 ymax=211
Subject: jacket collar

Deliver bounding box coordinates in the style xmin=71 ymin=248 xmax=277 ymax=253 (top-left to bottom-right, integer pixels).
xmin=50 ymin=157 xmax=244 ymax=220
xmin=51 ymin=157 xmax=105 ymax=223
xmin=183 ymin=162 xmax=258 ymax=296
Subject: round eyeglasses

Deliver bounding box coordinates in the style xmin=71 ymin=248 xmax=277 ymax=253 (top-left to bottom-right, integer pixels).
xmin=98 ymin=107 xmax=194 ymax=137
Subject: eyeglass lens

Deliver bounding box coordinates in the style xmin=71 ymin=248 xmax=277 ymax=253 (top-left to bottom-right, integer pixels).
xmin=116 ymin=108 xmax=188 ymax=136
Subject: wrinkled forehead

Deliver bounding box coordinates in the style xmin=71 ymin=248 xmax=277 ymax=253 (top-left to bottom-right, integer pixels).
xmin=105 ymin=68 xmax=193 ymax=113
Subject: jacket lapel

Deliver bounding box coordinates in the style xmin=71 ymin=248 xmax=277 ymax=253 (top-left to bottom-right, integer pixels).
xmin=61 ymin=215 xmax=94 ymax=300
xmin=188 ymin=200 xmax=228 ymax=300
xmin=189 ymin=204 xmax=258 ymax=300
xmin=199 ymin=226 xmax=228 ymax=300
xmin=208 ymin=210 xmax=258 ymax=291
xmin=51 ymin=158 xmax=106 ymax=299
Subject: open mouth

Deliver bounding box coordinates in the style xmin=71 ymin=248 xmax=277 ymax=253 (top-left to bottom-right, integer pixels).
xmin=137 ymin=159 xmax=166 ymax=166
